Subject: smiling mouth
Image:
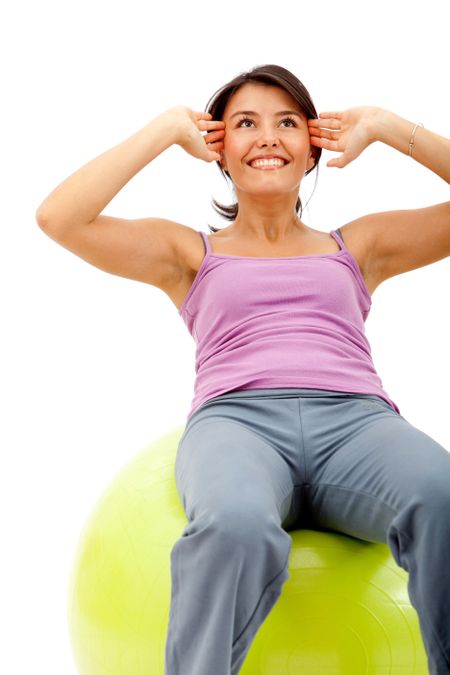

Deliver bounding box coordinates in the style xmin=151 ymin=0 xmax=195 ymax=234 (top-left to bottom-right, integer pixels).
xmin=248 ymin=162 xmax=289 ymax=171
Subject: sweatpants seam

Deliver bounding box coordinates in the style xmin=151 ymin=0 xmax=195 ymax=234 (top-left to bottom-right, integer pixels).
xmin=231 ymin=551 xmax=291 ymax=650
xmin=308 ymin=481 xmax=402 ymax=521
xmin=183 ymin=417 xmax=264 ymax=444
xmin=393 ymin=531 xmax=448 ymax=664
xmin=311 ymin=482 xmax=420 ymax=554
xmin=421 ymin=602 xmax=450 ymax=668
xmin=166 ymin=545 xmax=181 ymax=674
xmin=305 ymin=484 xmax=450 ymax=656
xmin=297 ymin=398 xmax=308 ymax=483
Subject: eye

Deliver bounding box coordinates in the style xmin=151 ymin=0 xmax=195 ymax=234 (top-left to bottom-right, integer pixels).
xmin=280 ymin=116 xmax=298 ymax=127
xmin=237 ymin=117 xmax=254 ymax=128
xmin=236 ymin=116 xmax=298 ymax=128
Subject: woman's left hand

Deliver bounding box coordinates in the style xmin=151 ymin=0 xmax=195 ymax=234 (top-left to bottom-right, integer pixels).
xmin=308 ymin=106 xmax=382 ymax=168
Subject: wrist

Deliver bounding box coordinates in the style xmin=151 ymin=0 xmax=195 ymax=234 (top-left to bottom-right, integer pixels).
xmin=152 ymin=107 xmax=187 ymax=146
xmin=366 ymin=107 xmax=396 ymax=144
xmin=368 ymin=108 xmax=418 ymax=155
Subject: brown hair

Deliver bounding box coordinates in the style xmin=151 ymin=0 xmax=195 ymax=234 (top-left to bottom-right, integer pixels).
xmin=204 ymin=64 xmax=322 ymax=232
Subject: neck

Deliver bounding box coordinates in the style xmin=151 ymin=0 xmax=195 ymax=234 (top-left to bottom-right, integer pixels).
xmin=229 ymin=191 xmax=308 ymax=242
xmin=232 ymin=211 xmax=307 ymax=242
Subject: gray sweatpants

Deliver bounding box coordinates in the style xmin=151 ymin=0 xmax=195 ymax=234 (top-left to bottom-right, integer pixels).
xmin=164 ymin=388 xmax=450 ymax=675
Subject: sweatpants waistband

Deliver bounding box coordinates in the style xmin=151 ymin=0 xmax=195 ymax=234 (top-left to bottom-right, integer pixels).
xmin=202 ymin=387 xmax=389 ymax=402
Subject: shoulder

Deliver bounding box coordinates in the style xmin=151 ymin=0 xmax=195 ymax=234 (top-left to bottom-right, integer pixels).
xmin=340 ymin=203 xmax=450 ymax=286
xmin=336 ymin=216 xmax=380 ymax=293
xmin=337 ymin=216 xmax=372 ymax=251
xmin=173 ymin=223 xmax=234 ymax=272
xmin=334 ymin=217 xmax=373 ymax=269
xmin=171 ymin=223 xmax=207 ymax=275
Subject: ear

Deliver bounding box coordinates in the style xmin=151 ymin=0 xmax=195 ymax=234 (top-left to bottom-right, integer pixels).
xmin=306 ymin=151 xmax=316 ymax=172
xmin=220 ymin=152 xmax=227 ymax=171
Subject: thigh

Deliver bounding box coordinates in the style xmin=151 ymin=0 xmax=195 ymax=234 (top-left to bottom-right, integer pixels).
xmin=302 ymin=397 xmax=450 ymax=543
xmin=174 ymin=409 xmax=296 ymax=529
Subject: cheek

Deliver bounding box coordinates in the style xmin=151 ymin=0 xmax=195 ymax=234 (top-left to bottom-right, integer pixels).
xmin=293 ymin=139 xmax=314 ymax=164
xmin=223 ymin=137 xmax=244 ymax=160
xmin=223 ymin=130 xmax=255 ymax=157
xmin=294 ymin=135 xmax=311 ymax=151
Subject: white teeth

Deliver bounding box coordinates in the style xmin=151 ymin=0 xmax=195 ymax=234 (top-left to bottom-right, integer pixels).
xmin=250 ymin=158 xmax=286 ymax=168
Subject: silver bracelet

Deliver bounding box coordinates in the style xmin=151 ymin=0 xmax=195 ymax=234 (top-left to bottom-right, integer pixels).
xmin=408 ymin=122 xmax=424 ymax=157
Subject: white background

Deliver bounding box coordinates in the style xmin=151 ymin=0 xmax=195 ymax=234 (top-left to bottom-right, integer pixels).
xmin=1 ymin=0 xmax=449 ymax=672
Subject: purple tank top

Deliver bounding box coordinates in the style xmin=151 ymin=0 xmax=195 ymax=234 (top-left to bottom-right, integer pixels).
xmin=178 ymin=228 xmax=400 ymax=420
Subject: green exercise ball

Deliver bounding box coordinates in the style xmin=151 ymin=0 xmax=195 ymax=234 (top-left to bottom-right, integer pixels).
xmin=68 ymin=426 xmax=428 ymax=674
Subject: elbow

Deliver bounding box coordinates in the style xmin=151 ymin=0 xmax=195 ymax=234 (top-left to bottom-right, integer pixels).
xmin=35 ymin=206 xmax=51 ymax=230
xmin=35 ymin=207 xmax=64 ymax=233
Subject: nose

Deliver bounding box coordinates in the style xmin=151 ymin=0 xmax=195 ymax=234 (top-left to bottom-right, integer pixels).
xmin=258 ymin=137 xmax=280 ymax=148
xmin=256 ymin=125 xmax=281 ymax=148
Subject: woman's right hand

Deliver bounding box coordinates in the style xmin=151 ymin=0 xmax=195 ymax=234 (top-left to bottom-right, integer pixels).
xmin=167 ymin=106 xmax=226 ymax=163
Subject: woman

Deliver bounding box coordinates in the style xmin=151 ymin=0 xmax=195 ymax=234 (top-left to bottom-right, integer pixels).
xmin=36 ymin=64 xmax=450 ymax=675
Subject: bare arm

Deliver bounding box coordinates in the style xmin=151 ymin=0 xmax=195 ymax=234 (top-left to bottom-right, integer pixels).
xmin=308 ymin=106 xmax=450 ymax=183
xmin=35 ymin=110 xmax=182 ymax=228
xmin=370 ymin=109 xmax=450 ymax=184
xmin=309 ymin=107 xmax=450 ymax=287
xmin=35 ymin=107 xmax=224 ymax=289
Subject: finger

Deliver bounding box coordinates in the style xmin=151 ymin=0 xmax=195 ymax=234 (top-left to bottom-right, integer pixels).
xmin=207 ymin=143 xmax=223 ymax=161
xmin=204 ymin=138 xmax=224 ymax=150
xmin=202 ymin=130 xmax=225 ymax=143
xmin=201 ymin=132 xmax=225 ymax=143
xmin=327 ymin=152 xmax=353 ymax=169
xmin=308 ymin=128 xmax=340 ymax=141
xmin=327 ymin=158 xmax=344 ymax=168
xmin=309 ymin=136 xmax=340 ymax=150
xmin=308 ymin=117 xmax=341 ymax=130
xmin=319 ymin=111 xmax=343 ymax=119
xmin=198 ymin=119 xmax=226 ymax=131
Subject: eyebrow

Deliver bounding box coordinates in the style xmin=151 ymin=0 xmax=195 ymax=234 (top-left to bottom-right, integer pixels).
xmin=230 ymin=109 xmax=303 ymax=119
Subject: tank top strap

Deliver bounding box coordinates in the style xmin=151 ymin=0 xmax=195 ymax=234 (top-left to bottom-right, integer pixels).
xmin=198 ymin=230 xmax=212 ymax=255
xmin=330 ymin=228 xmax=347 ymax=251
xmin=198 ymin=228 xmax=346 ymax=255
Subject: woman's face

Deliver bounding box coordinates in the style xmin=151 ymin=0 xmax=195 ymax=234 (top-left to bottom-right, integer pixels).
xmin=220 ymin=82 xmax=315 ymax=198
